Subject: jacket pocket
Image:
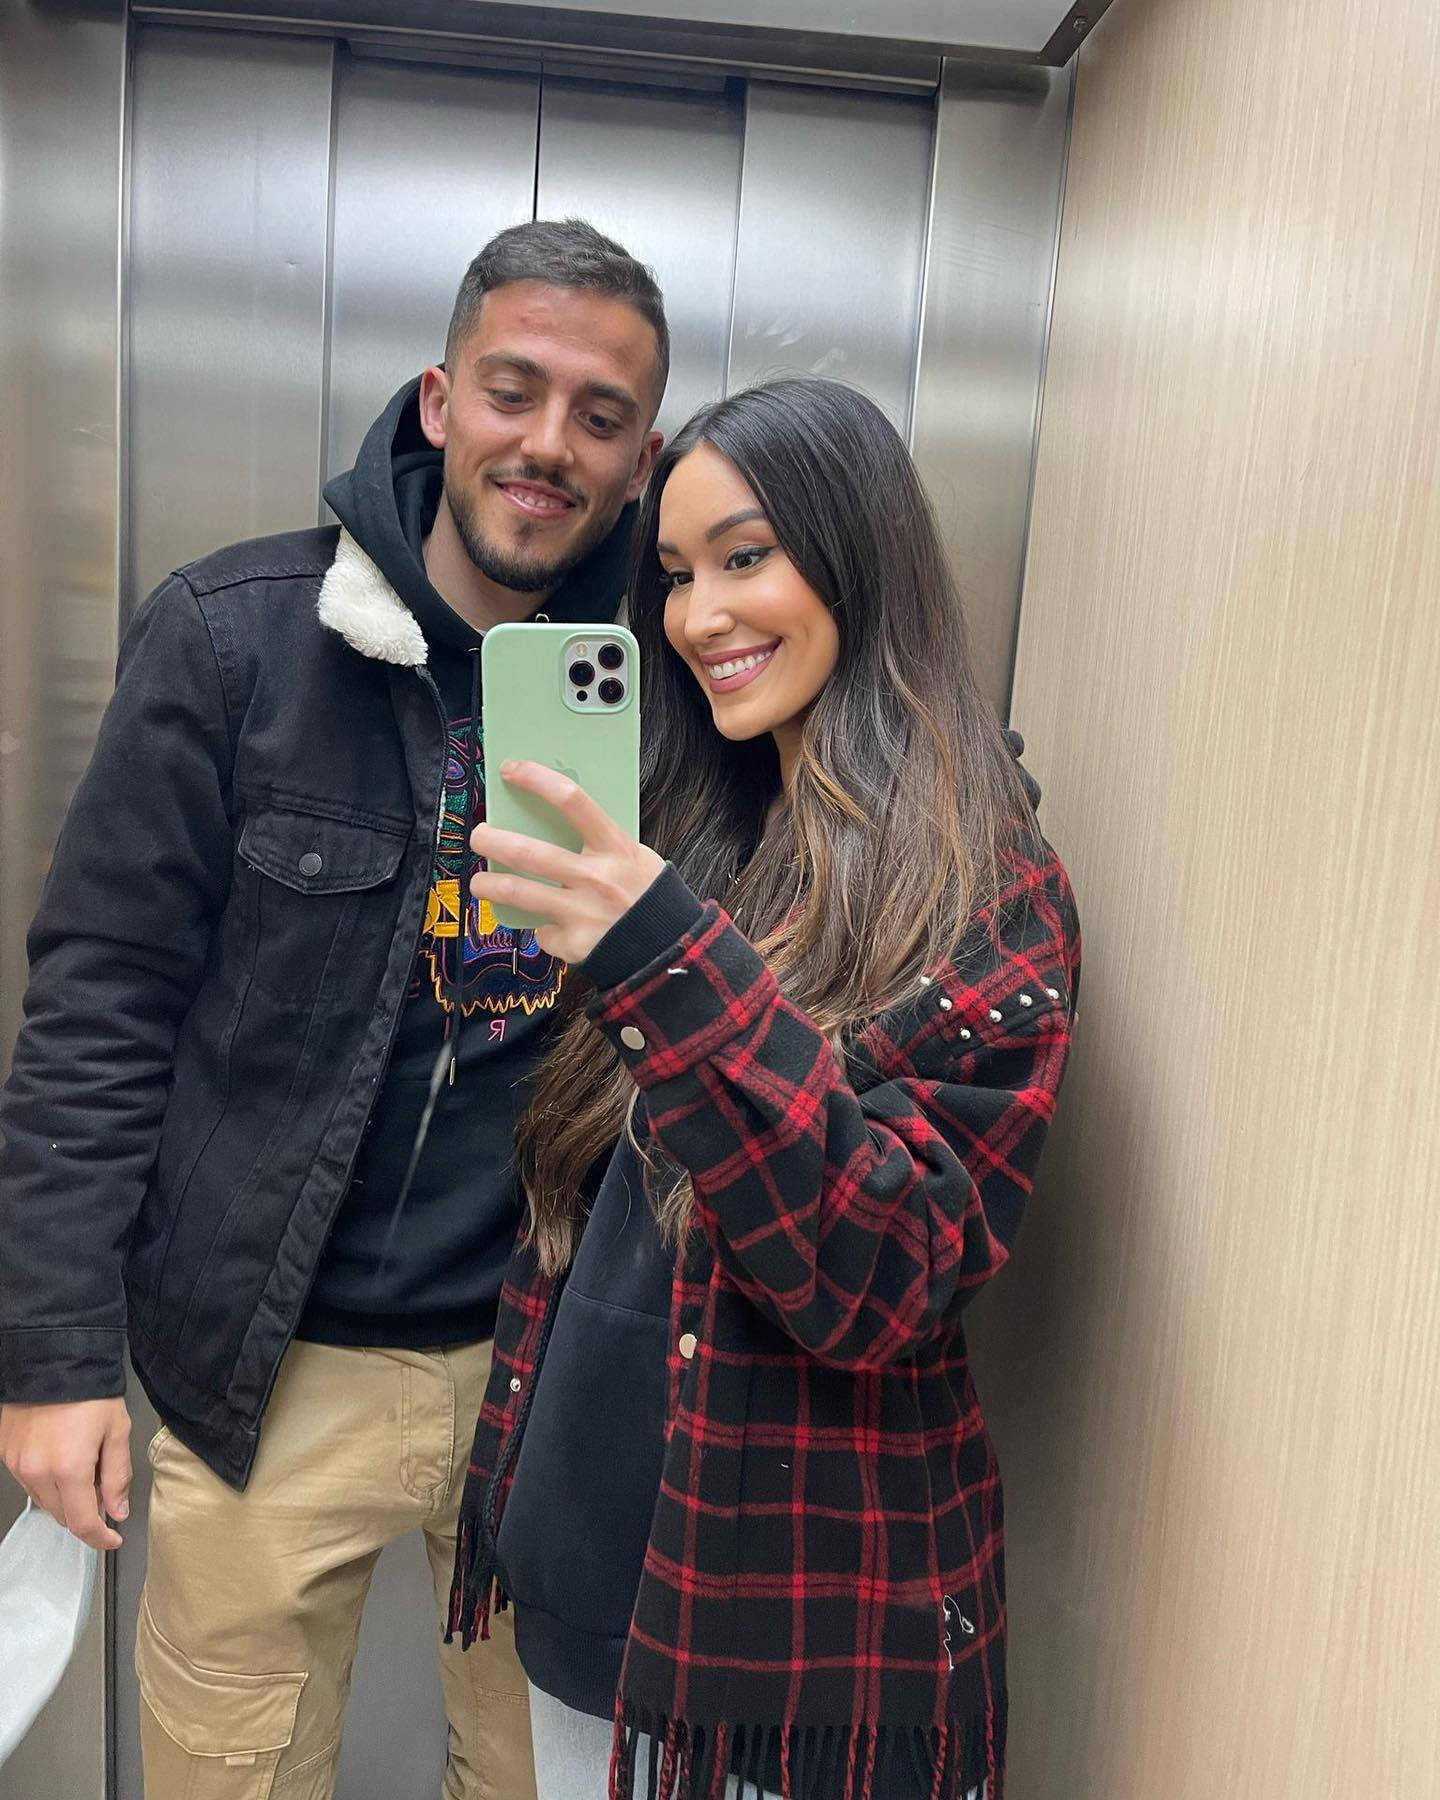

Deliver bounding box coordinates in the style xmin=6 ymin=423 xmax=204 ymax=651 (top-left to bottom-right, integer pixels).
xmin=497 ymin=1285 xmax=671 ymax=1640
xmin=236 ymin=801 xmax=409 ymax=1008
xmin=136 ymin=1596 xmax=305 ymax=1797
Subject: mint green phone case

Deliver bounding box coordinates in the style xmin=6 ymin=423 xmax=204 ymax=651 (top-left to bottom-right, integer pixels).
xmin=481 ymin=622 xmax=641 ymax=931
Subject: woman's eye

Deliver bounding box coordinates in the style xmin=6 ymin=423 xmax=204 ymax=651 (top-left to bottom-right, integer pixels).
xmin=726 ymin=545 xmax=771 ymax=573
xmin=661 ymin=569 xmax=692 ymax=592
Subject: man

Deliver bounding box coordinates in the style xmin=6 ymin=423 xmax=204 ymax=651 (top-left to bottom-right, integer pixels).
xmin=0 ymin=217 xmax=668 ymax=1797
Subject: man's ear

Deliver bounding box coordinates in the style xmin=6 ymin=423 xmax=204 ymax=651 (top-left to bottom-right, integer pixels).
xmin=418 ymin=364 xmax=450 ymax=450
xmin=626 ymin=430 xmax=665 ymax=503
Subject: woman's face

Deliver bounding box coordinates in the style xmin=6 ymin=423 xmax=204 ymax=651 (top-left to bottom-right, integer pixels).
xmin=657 ymin=443 xmax=840 ymax=763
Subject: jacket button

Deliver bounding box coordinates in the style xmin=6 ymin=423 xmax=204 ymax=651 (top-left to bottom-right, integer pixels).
xmin=620 ymin=1026 xmax=646 ymax=1052
xmin=298 ymin=852 xmax=323 ymax=877
xmin=509 ymin=1377 xmax=521 ymax=1393
xmin=678 ymin=1332 xmax=698 ymax=1360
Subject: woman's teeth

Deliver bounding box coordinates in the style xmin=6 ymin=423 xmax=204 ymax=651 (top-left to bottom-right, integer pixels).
xmin=710 ymin=648 xmax=776 ymax=680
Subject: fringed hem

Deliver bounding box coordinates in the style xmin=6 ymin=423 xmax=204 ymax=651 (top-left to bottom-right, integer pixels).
xmin=444 ymin=1509 xmax=508 ymax=1649
xmin=608 ymin=1697 xmax=1005 ymax=1800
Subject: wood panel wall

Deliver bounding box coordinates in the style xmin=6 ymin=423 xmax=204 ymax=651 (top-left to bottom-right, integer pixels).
xmin=968 ymin=0 xmax=1440 ymax=1793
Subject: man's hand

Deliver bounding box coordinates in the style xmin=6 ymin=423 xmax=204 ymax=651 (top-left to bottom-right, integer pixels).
xmin=0 ymin=1397 xmax=132 ymax=1551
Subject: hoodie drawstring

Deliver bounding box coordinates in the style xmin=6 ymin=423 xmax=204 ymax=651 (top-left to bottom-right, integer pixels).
xmin=372 ymin=646 xmax=483 ymax=1288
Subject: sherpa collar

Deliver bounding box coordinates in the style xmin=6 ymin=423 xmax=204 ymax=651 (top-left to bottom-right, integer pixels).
xmin=316 ymin=529 xmax=428 ymax=669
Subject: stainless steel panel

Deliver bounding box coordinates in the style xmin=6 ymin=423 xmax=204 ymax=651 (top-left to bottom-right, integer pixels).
xmin=134 ymin=3 xmax=944 ymax=92
xmin=537 ymin=75 xmax=744 ymax=440
xmin=326 ymin=54 xmax=540 ymax=482
xmin=473 ymin=0 xmax=1088 ymax=55
xmin=137 ymin=0 xmax=1107 ymax=65
xmin=727 ymin=83 xmax=934 ymax=436
xmin=125 ymin=26 xmax=334 ymax=611
xmin=0 ymin=0 xmax=126 ymax=1783
xmin=0 ymin=0 xmax=126 ymax=1077
xmin=909 ymin=60 xmax=1072 ymax=717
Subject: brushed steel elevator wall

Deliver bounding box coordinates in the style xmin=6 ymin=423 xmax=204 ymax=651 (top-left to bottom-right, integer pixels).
xmin=469 ymin=0 xmax=1087 ymax=57
xmin=727 ymin=83 xmax=934 ymax=436
xmin=126 ymin=30 xmax=335 ymax=615
xmin=0 ymin=4 xmax=126 ymax=1796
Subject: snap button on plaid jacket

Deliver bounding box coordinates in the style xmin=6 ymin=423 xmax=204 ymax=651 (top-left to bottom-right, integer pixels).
xmin=451 ymin=845 xmax=1081 ymax=1800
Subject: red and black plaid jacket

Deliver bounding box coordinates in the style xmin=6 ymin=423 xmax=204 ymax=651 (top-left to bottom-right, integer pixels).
xmin=451 ymin=845 xmax=1080 ymax=1800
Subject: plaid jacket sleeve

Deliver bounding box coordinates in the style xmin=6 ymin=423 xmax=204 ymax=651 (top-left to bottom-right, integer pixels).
xmin=588 ymin=850 xmax=1079 ymax=1372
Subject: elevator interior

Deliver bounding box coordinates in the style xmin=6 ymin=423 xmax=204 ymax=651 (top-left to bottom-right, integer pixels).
xmin=0 ymin=3 xmax=1077 ymax=1793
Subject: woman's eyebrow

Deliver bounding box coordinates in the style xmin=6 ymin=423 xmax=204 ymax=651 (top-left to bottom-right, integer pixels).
xmin=706 ymin=507 xmax=767 ymax=542
xmin=656 ymin=509 xmax=768 ymax=557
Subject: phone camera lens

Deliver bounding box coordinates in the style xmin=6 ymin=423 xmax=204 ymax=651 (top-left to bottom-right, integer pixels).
xmin=597 ymin=643 xmax=625 ymax=672
xmin=568 ymin=659 xmax=596 ymax=688
xmin=598 ymin=678 xmax=625 ymax=706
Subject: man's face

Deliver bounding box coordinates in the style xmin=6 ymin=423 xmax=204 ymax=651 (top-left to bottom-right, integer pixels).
xmin=419 ymin=280 xmax=664 ymax=595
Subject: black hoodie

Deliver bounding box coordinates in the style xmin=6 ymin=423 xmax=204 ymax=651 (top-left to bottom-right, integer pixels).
xmin=295 ymin=380 xmax=636 ymax=1349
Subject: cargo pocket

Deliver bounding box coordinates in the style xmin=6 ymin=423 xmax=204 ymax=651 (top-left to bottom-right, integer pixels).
xmin=137 ymin=1597 xmax=306 ymax=1799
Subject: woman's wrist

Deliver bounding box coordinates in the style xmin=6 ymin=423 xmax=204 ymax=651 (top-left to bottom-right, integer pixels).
xmin=580 ymin=864 xmax=706 ymax=990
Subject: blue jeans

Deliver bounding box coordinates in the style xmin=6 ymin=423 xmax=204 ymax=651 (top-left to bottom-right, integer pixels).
xmin=527 ymin=1682 xmax=985 ymax=1800
xmin=528 ymin=1682 xmax=779 ymax=1800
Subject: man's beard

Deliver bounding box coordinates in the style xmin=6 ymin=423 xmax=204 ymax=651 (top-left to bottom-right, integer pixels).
xmin=445 ymin=468 xmax=623 ymax=596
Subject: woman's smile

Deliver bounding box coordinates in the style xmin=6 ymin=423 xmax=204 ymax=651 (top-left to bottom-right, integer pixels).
xmin=699 ymin=640 xmax=781 ymax=693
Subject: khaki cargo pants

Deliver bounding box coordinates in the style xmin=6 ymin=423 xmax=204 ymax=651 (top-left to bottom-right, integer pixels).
xmin=137 ymin=1339 xmax=534 ymax=1800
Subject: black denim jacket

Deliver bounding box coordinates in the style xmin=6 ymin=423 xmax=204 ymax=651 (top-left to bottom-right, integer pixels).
xmin=0 ymin=501 xmax=627 ymax=1488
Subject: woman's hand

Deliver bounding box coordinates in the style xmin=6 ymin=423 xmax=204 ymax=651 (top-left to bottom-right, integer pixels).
xmin=469 ymin=761 xmax=665 ymax=965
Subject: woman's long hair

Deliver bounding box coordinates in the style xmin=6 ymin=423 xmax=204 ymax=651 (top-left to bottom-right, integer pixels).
xmin=517 ymin=377 xmax=1038 ymax=1272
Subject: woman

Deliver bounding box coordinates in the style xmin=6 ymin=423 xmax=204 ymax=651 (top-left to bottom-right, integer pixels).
xmin=449 ymin=379 xmax=1081 ymax=1800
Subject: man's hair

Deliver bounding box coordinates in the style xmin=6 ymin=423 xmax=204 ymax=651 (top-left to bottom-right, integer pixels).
xmin=445 ymin=217 xmax=670 ymax=404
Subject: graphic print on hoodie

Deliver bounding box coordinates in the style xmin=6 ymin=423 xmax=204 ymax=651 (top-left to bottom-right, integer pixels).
xmin=422 ymin=710 xmax=564 ymax=1024
xmin=295 ymin=377 xmax=634 ymax=1350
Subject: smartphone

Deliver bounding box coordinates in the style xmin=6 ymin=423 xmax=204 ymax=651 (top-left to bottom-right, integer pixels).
xmin=480 ymin=621 xmax=641 ymax=930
